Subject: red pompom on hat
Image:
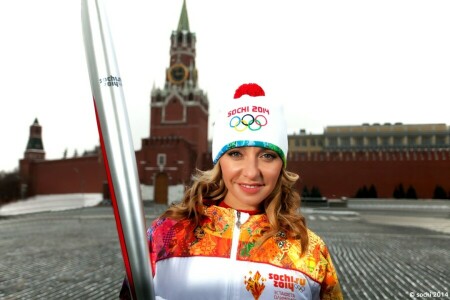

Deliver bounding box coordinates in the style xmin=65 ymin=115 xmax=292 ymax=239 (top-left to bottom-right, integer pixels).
xmin=233 ymin=83 xmax=265 ymax=99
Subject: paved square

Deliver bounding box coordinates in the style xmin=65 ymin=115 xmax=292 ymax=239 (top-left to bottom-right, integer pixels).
xmin=1 ymin=204 xmax=449 ymax=299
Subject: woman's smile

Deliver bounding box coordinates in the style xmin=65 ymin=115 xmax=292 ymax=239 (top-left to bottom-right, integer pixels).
xmin=237 ymin=182 xmax=264 ymax=194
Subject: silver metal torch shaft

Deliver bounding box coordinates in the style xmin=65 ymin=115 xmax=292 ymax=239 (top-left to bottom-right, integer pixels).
xmin=81 ymin=1 xmax=155 ymax=299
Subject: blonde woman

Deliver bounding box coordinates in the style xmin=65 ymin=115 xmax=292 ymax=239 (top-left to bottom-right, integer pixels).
xmin=120 ymin=83 xmax=343 ymax=300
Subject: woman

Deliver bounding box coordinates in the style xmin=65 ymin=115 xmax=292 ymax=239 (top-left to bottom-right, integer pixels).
xmin=120 ymin=83 xmax=343 ymax=300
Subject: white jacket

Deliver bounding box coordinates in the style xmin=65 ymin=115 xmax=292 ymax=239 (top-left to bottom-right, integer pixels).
xmin=147 ymin=204 xmax=343 ymax=300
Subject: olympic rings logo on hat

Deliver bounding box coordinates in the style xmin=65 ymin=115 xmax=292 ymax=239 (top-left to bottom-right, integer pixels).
xmin=229 ymin=114 xmax=268 ymax=131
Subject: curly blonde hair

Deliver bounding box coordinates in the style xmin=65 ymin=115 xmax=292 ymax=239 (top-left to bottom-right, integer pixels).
xmin=161 ymin=163 xmax=309 ymax=254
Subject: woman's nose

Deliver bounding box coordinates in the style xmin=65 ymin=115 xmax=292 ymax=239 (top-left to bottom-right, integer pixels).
xmin=242 ymin=157 xmax=260 ymax=179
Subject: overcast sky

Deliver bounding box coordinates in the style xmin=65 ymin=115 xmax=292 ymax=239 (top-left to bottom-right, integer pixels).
xmin=1 ymin=0 xmax=449 ymax=172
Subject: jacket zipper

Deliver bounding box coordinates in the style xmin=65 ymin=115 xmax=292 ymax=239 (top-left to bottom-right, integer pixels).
xmin=235 ymin=211 xmax=242 ymax=229
xmin=228 ymin=210 xmax=249 ymax=299
xmin=230 ymin=211 xmax=243 ymax=259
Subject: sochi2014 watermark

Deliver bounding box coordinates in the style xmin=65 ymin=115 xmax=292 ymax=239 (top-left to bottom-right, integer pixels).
xmin=409 ymin=291 xmax=449 ymax=298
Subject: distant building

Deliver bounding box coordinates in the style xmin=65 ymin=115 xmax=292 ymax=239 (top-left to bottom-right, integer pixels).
xmin=18 ymin=2 xmax=450 ymax=201
xmin=289 ymin=123 xmax=450 ymax=153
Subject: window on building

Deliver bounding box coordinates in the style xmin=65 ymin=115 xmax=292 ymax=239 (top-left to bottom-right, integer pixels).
xmin=381 ymin=136 xmax=390 ymax=146
xmin=328 ymin=137 xmax=337 ymax=147
xmin=394 ymin=136 xmax=403 ymax=146
xmin=355 ymin=137 xmax=364 ymax=147
xmin=407 ymin=136 xmax=417 ymax=146
xmin=341 ymin=137 xmax=350 ymax=147
xmin=422 ymin=136 xmax=431 ymax=146
xmin=436 ymin=136 xmax=446 ymax=145
xmin=157 ymin=153 xmax=167 ymax=168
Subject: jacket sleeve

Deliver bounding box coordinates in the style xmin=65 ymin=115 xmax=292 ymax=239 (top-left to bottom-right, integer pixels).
xmin=319 ymin=244 xmax=344 ymax=300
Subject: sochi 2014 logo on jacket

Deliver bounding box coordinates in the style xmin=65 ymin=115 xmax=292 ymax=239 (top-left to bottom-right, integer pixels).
xmin=244 ymin=270 xmax=306 ymax=299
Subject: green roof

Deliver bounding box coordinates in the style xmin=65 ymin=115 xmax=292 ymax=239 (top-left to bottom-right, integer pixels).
xmin=177 ymin=0 xmax=190 ymax=32
xmin=26 ymin=137 xmax=44 ymax=150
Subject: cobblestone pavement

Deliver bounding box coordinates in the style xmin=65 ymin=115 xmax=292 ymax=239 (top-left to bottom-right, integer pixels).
xmin=0 ymin=204 xmax=449 ymax=300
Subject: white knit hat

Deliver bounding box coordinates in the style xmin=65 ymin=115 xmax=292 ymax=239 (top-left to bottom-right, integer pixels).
xmin=212 ymin=83 xmax=288 ymax=166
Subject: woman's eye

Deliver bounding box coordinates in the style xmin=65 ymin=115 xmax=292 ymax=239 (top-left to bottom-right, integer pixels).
xmin=227 ymin=151 xmax=242 ymax=157
xmin=261 ymin=152 xmax=277 ymax=160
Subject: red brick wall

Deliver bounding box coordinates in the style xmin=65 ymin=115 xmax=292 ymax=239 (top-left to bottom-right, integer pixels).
xmin=22 ymin=148 xmax=449 ymax=200
xmin=28 ymin=156 xmax=106 ymax=195
xmin=136 ymin=137 xmax=197 ymax=186
xmin=151 ymin=105 xmax=208 ymax=167
xmin=288 ymin=150 xmax=450 ymax=199
xmin=164 ymin=97 xmax=184 ymax=121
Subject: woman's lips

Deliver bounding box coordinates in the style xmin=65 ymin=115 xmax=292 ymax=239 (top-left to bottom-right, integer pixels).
xmin=239 ymin=183 xmax=263 ymax=194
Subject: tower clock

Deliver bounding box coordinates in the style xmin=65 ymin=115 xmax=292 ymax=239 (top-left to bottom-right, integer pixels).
xmin=168 ymin=63 xmax=188 ymax=84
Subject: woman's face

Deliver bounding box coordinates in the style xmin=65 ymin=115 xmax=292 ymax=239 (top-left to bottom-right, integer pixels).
xmin=219 ymin=146 xmax=283 ymax=211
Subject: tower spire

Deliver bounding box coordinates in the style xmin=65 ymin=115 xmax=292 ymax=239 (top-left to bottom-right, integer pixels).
xmin=26 ymin=118 xmax=44 ymax=151
xmin=24 ymin=118 xmax=45 ymax=161
xmin=177 ymin=0 xmax=190 ymax=32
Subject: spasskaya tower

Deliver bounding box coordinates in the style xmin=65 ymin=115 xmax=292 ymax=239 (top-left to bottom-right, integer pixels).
xmin=135 ymin=0 xmax=210 ymax=198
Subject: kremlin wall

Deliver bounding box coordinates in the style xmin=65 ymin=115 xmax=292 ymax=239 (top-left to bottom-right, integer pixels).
xmin=19 ymin=119 xmax=450 ymax=201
